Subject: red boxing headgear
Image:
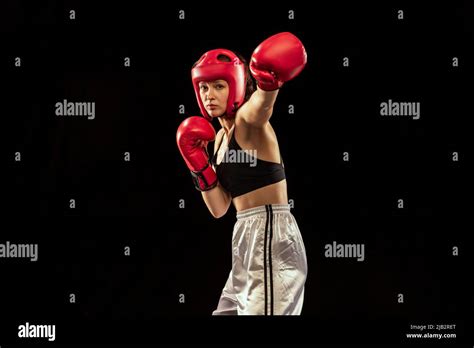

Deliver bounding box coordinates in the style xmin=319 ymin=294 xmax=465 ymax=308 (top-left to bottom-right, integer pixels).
xmin=191 ymin=49 xmax=246 ymax=120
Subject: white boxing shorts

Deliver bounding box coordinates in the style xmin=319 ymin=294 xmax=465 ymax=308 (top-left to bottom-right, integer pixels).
xmin=212 ymin=204 xmax=307 ymax=315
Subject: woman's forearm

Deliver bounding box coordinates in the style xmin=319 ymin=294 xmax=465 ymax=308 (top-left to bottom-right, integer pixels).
xmin=201 ymin=183 xmax=232 ymax=218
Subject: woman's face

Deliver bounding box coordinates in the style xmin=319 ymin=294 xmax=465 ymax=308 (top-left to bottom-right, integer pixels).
xmin=199 ymin=79 xmax=229 ymax=118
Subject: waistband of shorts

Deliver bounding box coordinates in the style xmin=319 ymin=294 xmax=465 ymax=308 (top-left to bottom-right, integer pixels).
xmin=236 ymin=204 xmax=291 ymax=220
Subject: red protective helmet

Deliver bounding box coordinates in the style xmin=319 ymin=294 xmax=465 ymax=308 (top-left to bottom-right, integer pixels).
xmin=191 ymin=49 xmax=246 ymax=120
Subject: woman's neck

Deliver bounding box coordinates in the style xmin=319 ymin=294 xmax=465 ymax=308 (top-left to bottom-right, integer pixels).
xmin=218 ymin=116 xmax=235 ymax=136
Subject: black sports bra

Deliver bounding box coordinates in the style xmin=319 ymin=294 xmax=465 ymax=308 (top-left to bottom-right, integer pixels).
xmin=211 ymin=128 xmax=286 ymax=198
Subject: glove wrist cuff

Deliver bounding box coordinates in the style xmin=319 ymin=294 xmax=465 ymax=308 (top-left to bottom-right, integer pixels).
xmin=256 ymin=81 xmax=281 ymax=92
xmin=190 ymin=162 xmax=217 ymax=191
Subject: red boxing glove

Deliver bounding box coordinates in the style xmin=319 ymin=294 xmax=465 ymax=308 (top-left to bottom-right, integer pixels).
xmin=176 ymin=116 xmax=218 ymax=191
xmin=250 ymin=32 xmax=307 ymax=91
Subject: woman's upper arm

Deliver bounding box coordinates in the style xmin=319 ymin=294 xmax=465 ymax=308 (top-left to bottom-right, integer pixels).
xmin=237 ymin=88 xmax=279 ymax=128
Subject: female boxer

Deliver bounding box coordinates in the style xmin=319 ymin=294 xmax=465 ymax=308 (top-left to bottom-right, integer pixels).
xmin=177 ymin=32 xmax=307 ymax=315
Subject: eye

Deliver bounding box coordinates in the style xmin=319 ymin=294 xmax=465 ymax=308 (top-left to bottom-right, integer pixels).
xmin=200 ymin=85 xmax=208 ymax=91
xmin=215 ymin=84 xmax=224 ymax=89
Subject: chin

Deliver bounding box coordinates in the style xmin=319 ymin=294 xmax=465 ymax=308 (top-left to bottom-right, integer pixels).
xmin=208 ymin=110 xmax=225 ymax=118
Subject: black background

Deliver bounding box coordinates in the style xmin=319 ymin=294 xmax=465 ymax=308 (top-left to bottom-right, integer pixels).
xmin=1 ymin=0 xmax=473 ymax=344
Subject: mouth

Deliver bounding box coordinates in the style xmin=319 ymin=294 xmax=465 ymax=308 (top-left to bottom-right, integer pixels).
xmin=207 ymin=104 xmax=218 ymax=110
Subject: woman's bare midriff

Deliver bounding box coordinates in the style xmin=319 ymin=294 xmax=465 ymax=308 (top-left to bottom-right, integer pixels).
xmin=232 ymin=179 xmax=288 ymax=212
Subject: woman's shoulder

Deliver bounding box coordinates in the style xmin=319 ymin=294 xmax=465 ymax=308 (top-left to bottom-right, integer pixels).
xmin=235 ymin=107 xmax=273 ymax=131
xmin=235 ymin=114 xmax=275 ymax=137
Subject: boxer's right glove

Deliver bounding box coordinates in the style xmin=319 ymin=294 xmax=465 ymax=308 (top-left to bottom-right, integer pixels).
xmin=176 ymin=116 xmax=218 ymax=191
xmin=250 ymin=32 xmax=307 ymax=91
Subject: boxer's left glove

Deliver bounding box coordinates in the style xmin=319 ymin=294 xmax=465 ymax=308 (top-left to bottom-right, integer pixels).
xmin=176 ymin=116 xmax=218 ymax=191
xmin=250 ymin=32 xmax=307 ymax=91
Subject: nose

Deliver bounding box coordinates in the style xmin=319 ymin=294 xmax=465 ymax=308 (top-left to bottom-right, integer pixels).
xmin=205 ymin=88 xmax=215 ymax=101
